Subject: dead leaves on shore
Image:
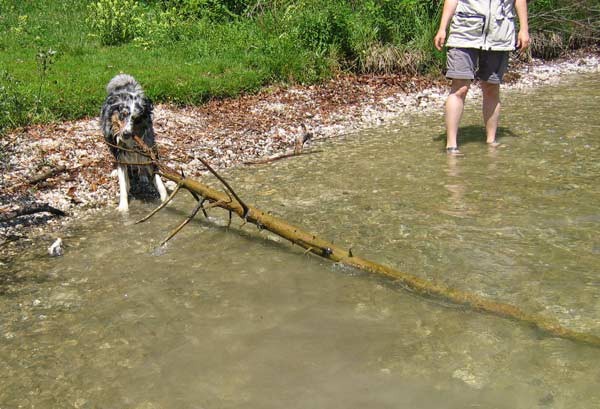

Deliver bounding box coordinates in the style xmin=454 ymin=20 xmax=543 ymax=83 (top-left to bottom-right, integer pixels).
xmin=0 ymin=72 xmax=442 ymax=234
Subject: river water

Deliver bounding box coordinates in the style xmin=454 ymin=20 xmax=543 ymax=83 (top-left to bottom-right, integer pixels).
xmin=2 ymin=73 xmax=599 ymax=408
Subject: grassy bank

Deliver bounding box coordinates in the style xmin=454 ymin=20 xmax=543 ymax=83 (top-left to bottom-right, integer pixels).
xmin=0 ymin=0 xmax=598 ymax=135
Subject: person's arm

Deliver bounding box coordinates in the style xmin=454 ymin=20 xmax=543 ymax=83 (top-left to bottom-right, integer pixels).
xmin=434 ymin=0 xmax=459 ymax=51
xmin=514 ymin=0 xmax=530 ymax=50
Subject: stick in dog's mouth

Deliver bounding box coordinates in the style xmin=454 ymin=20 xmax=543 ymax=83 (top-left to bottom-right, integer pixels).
xmin=110 ymin=112 xmax=127 ymax=140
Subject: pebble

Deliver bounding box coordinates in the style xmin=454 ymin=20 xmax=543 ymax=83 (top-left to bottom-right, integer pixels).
xmin=48 ymin=238 xmax=64 ymax=257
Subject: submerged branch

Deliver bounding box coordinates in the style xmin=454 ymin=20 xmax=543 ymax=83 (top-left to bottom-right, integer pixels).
xmin=132 ymin=137 xmax=600 ymax=349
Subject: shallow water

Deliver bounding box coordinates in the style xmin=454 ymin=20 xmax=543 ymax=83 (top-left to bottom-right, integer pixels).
xmin=2 ymin=73 xmax=600 ymax=408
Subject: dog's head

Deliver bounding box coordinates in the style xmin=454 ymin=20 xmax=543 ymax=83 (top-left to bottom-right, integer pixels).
xmin=101 ymin=74 xmax=153 ymax=147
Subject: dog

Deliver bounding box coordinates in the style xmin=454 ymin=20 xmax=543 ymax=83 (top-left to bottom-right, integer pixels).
xmin=100 ymin=74 xmax=168 ymax=212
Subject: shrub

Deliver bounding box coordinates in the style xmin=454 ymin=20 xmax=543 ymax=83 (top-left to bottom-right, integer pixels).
xmin=529 ymin=0 xmax=600 ymax=56
xmin=133 ymin=7 xmax=195 ymax=47
xmin=278 ymin=0 xmax=354 ymax=62
xmin=87 ymin=0 xmax=143 ymax=45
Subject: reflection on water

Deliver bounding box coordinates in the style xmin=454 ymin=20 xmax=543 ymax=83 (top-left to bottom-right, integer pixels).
xmin=441 ymin=154 xmax=473 ymax=218
xmin=2 ymin=74 xmax=600 ymax=408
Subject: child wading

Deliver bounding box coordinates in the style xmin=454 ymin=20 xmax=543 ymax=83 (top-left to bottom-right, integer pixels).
xmin=434 ymin=0 xmax=530 ymax=155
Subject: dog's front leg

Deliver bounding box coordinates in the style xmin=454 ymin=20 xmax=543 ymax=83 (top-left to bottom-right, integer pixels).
xmin=154 ymin=174 xmax=168 ymax=202
xmin=117 ymin=165 xmax=130 ymax=212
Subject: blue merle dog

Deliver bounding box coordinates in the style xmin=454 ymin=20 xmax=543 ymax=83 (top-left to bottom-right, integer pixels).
xmin=101 ymin=74 xmax=168 ymax=212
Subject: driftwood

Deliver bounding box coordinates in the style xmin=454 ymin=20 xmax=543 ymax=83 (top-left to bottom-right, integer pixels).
xmin=132 ymin=136 xmax=600 ymax=348
xmin=0 ymin=203 xmax=67 ymax=222
xmin=28 ymin=165 xmax=68 ymax=185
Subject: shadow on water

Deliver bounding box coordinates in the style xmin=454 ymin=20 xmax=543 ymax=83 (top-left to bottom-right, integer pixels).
xmin=432 ymin=125 xmax=522 ymax=146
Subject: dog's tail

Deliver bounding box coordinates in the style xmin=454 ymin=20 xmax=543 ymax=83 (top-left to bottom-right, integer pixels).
xmin=106 ymin=74 xmax=144 ymax=95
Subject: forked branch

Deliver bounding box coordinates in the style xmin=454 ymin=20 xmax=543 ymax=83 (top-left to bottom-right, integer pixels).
xmin=131 ymin=137 xmax=600 ymax=349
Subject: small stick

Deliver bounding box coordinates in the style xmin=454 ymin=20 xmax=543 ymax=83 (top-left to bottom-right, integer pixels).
xmin=243 ymin=150 xmax=322 ymax=165
xmin=135 ymin=182 xmax=183 ymax=224
xmin=202 ymin=199 xmax=226 ymax=210
xmin=197 ymin=157 xmax=250 ymax=219
xmin=159 ymin=200 xmax=205 ymax=247
xmin=104 ymin=139 xmax=152 ymax=157
xmin=114 ymin=160 xmax=155 ymax=167
xmin=28 ymin=165 xmax=68 ymax=185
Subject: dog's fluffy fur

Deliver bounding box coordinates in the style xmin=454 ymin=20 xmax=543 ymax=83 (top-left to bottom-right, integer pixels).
xmin=101 ymin=74 xmax=168 ymax=211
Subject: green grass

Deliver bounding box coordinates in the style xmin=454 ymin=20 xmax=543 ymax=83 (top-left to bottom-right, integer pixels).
xmin=1 ymin=0 xmax=595 ymax=134
xmin=0 ymin=0 xmax=342 ymax=132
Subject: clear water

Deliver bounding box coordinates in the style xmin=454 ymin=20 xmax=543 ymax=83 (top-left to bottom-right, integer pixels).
xmin=2 ymin=74 xmax=600 ymax=408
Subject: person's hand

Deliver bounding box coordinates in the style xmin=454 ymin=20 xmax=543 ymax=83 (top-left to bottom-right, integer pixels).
xmin=434 ymin=29 xmax=447 ymax=51
xmin=516 ymin=29 xmax=531 ymax=52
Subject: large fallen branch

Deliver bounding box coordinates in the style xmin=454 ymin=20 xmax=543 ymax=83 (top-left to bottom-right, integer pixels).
xmin=133 ymin=136 xmax=600 ymax=348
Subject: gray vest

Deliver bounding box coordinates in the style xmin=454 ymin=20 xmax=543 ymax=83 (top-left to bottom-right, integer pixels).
xmin=446 ymin=0 xmax=517 ymax=51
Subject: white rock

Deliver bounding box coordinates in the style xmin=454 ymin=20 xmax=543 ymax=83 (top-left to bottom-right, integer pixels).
xmin=48 ymin=238 xmax=63 ymax=257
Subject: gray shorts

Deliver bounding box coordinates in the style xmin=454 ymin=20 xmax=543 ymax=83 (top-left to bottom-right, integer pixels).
xmin=446 ymin=48 xmax=509 ymax=84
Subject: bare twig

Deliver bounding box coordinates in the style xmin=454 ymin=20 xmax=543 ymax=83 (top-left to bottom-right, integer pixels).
xmin=197 ymin=157 xmax=250 ymax=219
xmin=135 ymin=182 xmax=183 ymax=224
xmin=159 ymin=199 xmax=205 ymax=247
xmin=104 ymin=139 xmax=152 ymax=157
xmin=243 ymin=149 xmax=322 ymax=165
xmin=28 ymin=165 xmax=68 ymax=185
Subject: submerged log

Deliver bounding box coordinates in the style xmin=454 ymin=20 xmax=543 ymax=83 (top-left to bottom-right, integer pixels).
xmin=132 ymin=137 xmax=600 ymax=348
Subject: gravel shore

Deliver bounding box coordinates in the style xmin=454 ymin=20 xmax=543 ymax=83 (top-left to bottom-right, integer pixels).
xmin=1 ymin=52 xmax=599 ymax=250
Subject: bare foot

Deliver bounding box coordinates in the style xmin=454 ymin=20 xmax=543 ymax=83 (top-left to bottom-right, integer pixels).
xmin=446 ymin=147 xmax=464 ymax=156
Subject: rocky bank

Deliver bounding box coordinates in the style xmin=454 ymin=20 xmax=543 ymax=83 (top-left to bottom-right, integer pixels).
xmin=1 ymin=52 xmax=599 ymax=252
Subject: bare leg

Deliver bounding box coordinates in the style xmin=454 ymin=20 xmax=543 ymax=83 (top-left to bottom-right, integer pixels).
xmin=445 ymin=79 xmax=471 ymax=150
xmin=117 ymin=165 xmax=129 ymax=212
xmin=481 ymin=81 xmax=501 ymax=144
xmin=154 ymin=174 xmax=169 ymax=202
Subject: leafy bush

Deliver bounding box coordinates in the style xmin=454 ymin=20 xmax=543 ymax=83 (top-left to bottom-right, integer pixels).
xmin=295 ymin=2 xmax=352 ymax=56
xmin=87 ymin=0 xmax=143 ymax=45
xmin=133 ymin=7 xmax=196 ymax=47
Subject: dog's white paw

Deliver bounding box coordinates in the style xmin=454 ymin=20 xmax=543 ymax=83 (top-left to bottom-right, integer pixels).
xmin=117 ymin=204 xmax=129 ymax=212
